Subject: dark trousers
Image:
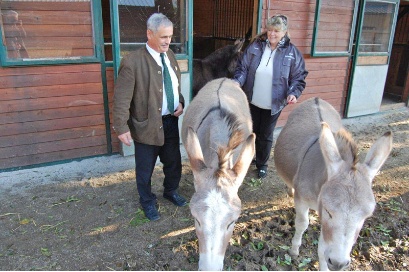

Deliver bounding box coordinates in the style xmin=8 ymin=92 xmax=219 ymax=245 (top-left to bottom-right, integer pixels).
xmin=134 ymin=116 xmax=182 ymax=209
xmin=250 ymin=103 xmax=281 ymax=171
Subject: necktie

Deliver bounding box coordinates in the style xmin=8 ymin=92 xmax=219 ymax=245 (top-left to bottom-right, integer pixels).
xmin=160 ymin=53 xmax=174 ymax=114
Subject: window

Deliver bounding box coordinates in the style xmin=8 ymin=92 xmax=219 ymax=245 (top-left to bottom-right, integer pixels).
xmin=0 ymin=0 xmax=97 ymax=65
xmin=359 ymin=1 xmax=396 ymax=54
xmin=115 ymin=0 xmax=187 ymax=58
xmin=311 ymin=0 xmax=359 ymax=56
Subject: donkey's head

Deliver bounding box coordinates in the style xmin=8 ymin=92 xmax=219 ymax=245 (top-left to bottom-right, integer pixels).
xmin=317 ymin=123 xmax=393 ymax=271
xmin=186 ymin=127 xmax=255 ymax=271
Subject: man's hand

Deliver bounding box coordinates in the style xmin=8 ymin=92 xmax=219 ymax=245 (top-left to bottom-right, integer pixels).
xmin=118 ymin=131 xmax=133 ymax=146
xmin=174 ymin=103 xmax=184 ymax=117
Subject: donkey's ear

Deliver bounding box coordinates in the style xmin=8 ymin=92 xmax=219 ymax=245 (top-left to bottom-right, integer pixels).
xmin=186 ymin=127 xmax=207 ymax=173
xmin=364 ymin=131 xmax=393 ymax=181
xmin=232 ymin=133 xmax=255 ymax=185
xmin=319 ymin=122 xmax=343 ymax=178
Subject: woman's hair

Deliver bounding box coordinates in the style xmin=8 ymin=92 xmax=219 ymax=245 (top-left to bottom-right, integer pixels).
xmin=266 ymin=14 xmax=288 ymax=32
xmin=147 ymin=13 xmax=173 ymax=33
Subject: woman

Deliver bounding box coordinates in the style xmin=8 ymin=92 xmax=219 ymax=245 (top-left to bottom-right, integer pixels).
xmin=234 ymin=14 xmax=308 ymax=178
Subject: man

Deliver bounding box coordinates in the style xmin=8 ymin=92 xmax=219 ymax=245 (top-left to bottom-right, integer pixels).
xmin=113 ymin=13 xmax=187 ymax=221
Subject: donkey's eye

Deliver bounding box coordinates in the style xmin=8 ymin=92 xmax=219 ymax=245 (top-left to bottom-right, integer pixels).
xmin=195 ymin=218 xmax=201 ymax=227
xmin=325 ymin=209 xmax=333 ymax=219
xmin=227 ymin=220 xmax=235 ymax=230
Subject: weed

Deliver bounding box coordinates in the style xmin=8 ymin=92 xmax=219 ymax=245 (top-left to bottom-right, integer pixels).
xmin=375 ymin=224 xmax=392 ymax=237
xmin=51 ymin=196 xmax=80 ymax=207
xmin=277 ymin=254 xmax=292 ymax=266
xmin=250 ymin=241 xmax=264 ymax=251
xmin=298 ymin=257 xmax=312 ymax=269
xmin=129 ymin=208 xmax=149 ymax=226
xmin=40 ymin=247 xmax=51 ymax=257
xmin=245 ymin=178 xmax=263 ymax=189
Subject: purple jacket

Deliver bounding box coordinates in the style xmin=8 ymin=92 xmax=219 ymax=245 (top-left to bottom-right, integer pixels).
xmin=234 ymin=34 xmax=308 ymax=115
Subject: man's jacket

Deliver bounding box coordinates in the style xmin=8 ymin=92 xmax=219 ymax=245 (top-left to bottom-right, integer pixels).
xmin=113 ymin=47 xmax=184 ymax=146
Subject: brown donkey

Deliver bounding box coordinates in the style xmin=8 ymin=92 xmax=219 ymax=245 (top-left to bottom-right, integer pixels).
xmin=182 ymin=78 xmax=255 ymax=270
xmin=274 ymin=97 xmax=393 ymax=271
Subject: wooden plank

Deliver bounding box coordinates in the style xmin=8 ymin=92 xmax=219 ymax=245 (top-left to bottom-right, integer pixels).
xmin=307 ymin=69 xmax=348 ymax=79
xmin=357 ymin=56 xmax=388 ymax=65
xmin=26 ymin=48 xmax=95 ymax=58
xmin=0 ymin=71 xmax=102 ymax=88
xmin=0 ymin=146 xmax=107 ymax=170
xmin=0 ymin=125 xmax=106 ymax=148
xmin=19 ymin=10 xmax=92 ymax=25
xmin=1 ymin=93 xmax=104 ymax=114
xmin=1 ymin=82 xmax=102 ymax=101
xmin=0 ymin=63 xmax=101 ymax=77
xmin=1 ymin=114 xmax=105 ymax=136
xmin=305 ymin=76 xmax=346 ymax=86
xmin=23 ymin=24 xmax=92 ymax=37
xmin=23 ymin=37 xmax=94 ymax=48
xmin=0 ymin=104 xmax=104 ymax=125
xmin=0 ymin=135 xmax=107 ymax=159
xmin=1 ymin=2 xmax=91 ymax=12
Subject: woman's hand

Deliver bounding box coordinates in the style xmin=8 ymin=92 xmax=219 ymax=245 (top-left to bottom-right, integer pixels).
xmin=287 ymin=95 xmax=297 ymax=105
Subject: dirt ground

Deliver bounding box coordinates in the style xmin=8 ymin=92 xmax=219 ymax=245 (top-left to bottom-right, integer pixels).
xmin=1 ymin=107 xmax=408 ymax=271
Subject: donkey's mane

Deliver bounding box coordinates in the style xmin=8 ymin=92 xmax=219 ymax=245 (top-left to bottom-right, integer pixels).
xmin=215 ymin=108 xmax=245 ymax=180
xmin=334 ymin=128 xmax=358 ymax=167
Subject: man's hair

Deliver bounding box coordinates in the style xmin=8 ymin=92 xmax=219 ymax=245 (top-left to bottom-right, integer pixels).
xmin=147 ymin=13 xmax=173 ymax=33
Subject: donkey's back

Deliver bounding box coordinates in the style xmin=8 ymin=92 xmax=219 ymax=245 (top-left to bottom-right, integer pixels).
xmin=275 ymin=97 xmax=342 ymax=189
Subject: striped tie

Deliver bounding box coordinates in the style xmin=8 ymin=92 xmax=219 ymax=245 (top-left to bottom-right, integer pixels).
xmin=160 ymin=53 xmax=174 ymax=114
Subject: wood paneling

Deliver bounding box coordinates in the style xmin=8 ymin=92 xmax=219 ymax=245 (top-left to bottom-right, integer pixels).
xmin=0 ymin=63 xmax=107 ymax=170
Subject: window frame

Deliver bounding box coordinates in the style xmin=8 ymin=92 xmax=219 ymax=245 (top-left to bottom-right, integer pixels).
xmin=110 ymin=0 xmax=191 ymax=78
xmin=0 ymin=0 xmax=102 ymax=67
xmin=311 ymin=0 xmax=359 ymax=57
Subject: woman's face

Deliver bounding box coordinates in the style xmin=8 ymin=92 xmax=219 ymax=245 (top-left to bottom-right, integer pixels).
xmin=267 ymin=27 xmax=286 ymax=47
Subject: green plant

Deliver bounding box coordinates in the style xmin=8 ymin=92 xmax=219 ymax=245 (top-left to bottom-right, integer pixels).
xmin=51 ymin=196 xmax=80 ymax=207
xmin=277 ymin=254 xmax=292 ymax=266
xmin=375 ymin=224 xmax=392 ymax=237
xmin=129 ymin=208 xmax=149 ymax=226
xmin=250 ymin=241 xmax=264 ymax=251
xmin=298 ymin=257 xmax=312 ymax=269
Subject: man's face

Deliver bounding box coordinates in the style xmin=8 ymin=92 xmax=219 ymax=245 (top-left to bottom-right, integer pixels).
xmin=147 ymin=25 xmax=173 ymax=53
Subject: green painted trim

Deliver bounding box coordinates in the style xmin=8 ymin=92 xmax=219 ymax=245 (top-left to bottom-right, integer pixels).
xmin=345 ymin=0 xmax=365 ymax=118
xmin=257 ymin=0 xmax=262 ymax=33
xmin=188 ymin=0 xmax=193 ymax=101
xmin=111 ymin=0 xmax=121 ymax=79
xmin=310 ymin=0 xmax=321 ymax=56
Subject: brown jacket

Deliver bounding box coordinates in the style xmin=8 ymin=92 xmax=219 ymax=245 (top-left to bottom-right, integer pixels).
xmin=113 ymin=47 xmax=184 ymax=146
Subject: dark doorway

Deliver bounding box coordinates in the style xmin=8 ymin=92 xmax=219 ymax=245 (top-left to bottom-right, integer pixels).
xmin=384 ymin=3 xmax=409 ymax=107
xmin=193 ymin=0 xmax=258 ymax=59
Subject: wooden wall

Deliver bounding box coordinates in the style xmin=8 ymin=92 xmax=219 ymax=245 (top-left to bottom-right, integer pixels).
xmin=261 ymin=0 xmax=350 ymax=127
xmin=0 ymin=64 xmax=107 ymax=170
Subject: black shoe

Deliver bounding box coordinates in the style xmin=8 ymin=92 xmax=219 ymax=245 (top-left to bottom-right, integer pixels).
xmin=258 ymin=169 xmax=267 ymax=179
xmin=143 ymin=205 xmax=160 ymax=221
xmin=163 ymin=193 xmax=188 ymax=207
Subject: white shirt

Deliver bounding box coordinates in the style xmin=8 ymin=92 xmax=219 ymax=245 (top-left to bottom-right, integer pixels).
xmin=251 ymin=46 xmax=275 ymax=110
xmin=146 ymin=44 xmax=179 ymax=115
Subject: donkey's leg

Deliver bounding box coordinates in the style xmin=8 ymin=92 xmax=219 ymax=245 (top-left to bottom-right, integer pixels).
xmin=289 ymin=198 xmax=309 ymax=257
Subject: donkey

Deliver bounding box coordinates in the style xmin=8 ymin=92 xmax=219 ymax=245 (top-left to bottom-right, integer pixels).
xmin=192 ymin=38 xmax=244 ymax=97
xmin=274 ymin=97 xmax=393 ymax=271
xmin=182 ymin=78 xmax=255 ymax=270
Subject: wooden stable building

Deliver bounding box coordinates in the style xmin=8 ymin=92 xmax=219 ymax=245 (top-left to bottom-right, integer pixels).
xmin=1 ymin=0 xmax=408 ymax=171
